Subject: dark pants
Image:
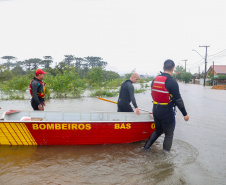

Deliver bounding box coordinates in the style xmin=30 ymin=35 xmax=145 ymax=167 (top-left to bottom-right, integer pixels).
xmin=143 ymin=104 xmax=175 ymax=151
xmin=31 ymin=98 xmax=44 ymax=111
xmin=117 ymin=100 xmax=133 ymax=112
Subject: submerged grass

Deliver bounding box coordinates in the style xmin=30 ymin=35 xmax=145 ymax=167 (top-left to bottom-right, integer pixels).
xmin=134 ymin=88 xmax=146 ymax=93
xmin=90 ymin=89 xmax=118 ymax=97
xmin=1 ymin=94 xmax=25 ymax=100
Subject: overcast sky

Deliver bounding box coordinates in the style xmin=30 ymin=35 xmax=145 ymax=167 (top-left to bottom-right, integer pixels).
xmin=1 ymin=0 xmax=226 ymax=75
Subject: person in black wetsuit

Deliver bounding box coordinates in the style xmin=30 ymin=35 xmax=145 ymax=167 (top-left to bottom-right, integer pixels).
xmin=143 ymin=59 xmax=189 ymax=152
xmin=117 ymin=73 xmax=140 ymax=115
xmin=29 ymin=69 xmax=47 ymax=111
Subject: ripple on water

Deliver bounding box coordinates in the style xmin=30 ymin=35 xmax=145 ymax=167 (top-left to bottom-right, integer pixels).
xmin=0 ymin=138 xmax=198 ymax=185
xmin=135 ymin=138 xmax=199 ymax=185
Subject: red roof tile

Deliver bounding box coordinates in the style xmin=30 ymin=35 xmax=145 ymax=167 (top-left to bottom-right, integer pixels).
xmin=209 ymin=65 xmax=226 ymax=74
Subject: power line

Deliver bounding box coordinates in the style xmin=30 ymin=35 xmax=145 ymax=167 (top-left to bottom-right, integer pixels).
xmin=188 ymin=59 xmax=203 ymax=67
xmin=187 ymin=58 xmax=204 ymax=69
xmin=188 ymin=63 xmax=204 ymax=70
xmin=208 ymin=54 xmax=226 ymax=61
xmin=208 ymin=48 xmax=226 ymax=57
xmin=190 ymin=48 xmax=226 ymax=73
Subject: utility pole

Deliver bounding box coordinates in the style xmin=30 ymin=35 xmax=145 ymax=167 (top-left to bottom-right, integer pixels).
xmin=199 ymin=66 xmax=200 ymax=79
xmin=199 ymin=45 xmax=210 ymax=86
xmin=182 ymin=59 xmax=187 ymax=72
xmin=213 ymin=61 xmax=214 ymax=85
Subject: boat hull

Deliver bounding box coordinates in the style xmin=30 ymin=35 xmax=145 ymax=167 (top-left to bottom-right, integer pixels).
xmin=0 ymin=111 xmax=155 ymax=145
xmin=0 ymin=121 xmax=155 ymax=145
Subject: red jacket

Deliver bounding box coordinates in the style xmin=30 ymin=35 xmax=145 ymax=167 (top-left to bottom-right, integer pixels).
xmin=152 ymin=76 xmax=170 ymax=104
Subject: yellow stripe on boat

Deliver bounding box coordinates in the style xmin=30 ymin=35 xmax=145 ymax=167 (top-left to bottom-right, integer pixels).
xmin=0 ymin=123 xmax=37 ymax=146
xmin=21 ymin=123 xmax=37 ymax=145
xmin=0 ymin=125 xmax=12 ymax=145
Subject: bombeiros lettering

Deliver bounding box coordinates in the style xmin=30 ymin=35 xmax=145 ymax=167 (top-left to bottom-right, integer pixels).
xmin=32 ymin=123 xmax=91 ymax=130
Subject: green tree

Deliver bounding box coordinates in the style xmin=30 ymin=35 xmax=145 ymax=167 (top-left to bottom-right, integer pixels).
xmin=52 ymin=62 xmax=67 ymax=75
xmin=23 ymin=59 xmax=32 ymax=71
xmin=103 ymin=78 xmax=123 ymax=89
xmin=174 ymin=65 xmax=185 ymax=73
xmin=103 ymin=71 xmax=120 ymax=81
xmin=218 ymin=74 xmax=226 ymax=80
xmin=172 ymin=73 xmax=183 ymax=81
xmin=31 ymin=58 xmax=42 ymax=70
xmin=75 ymin=57 xmax=84 ymax=70
xmin=87 ymin=67 xmax=104 ymax=87
xmin=207 ymin=71 xmax=213 ymax=80
xmin=0 ymin=75 xmax=29 ymax=99
xmin=23 ymin=58 xmax=42 ymax=70
xmin=181 ymin=72 xmax=192 ymax=83
xmin=11 ymin=63 xmax=25 ymax=76
xmin=1 ymin=56 xmax=17 ymax=69
xmin=174 ymin=65 xmax=185 ymax=81
xmin=85 ymin=56 xmax=107 ymax=69
xmin=6 ymin=76 xmax=29 ymax=92
xmin=63 ymin=55 xmax=75 ymax=66
xmin=45 ymin=71 xmax=85 ymax=98
xmin=0 ymin=67 xmax=14 ymax=81
xmin=41 ymin=56 xmax=53 ymax=69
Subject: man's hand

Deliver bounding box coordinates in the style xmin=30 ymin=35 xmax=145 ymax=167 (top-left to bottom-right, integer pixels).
xmin=184 ymin=115 xmax=189 ymax=121
xmin=43 ymin=102 xmax=46 ymax=106
xmin=38 ymin=104 xmax=44 ymax=111
xmin=135 ymin=108 xmax=140 ymax=115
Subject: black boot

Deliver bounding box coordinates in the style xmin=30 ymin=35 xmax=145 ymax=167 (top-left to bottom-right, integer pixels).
xmin=142 ymin=131 xmax=161 ymax=151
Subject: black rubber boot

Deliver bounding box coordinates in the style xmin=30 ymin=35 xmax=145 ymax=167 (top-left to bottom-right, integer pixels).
xmin=142 ymin=131 xmax=162 ymax=151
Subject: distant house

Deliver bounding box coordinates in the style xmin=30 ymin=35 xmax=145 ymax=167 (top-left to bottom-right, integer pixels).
xmin=207 ymin=65 xmax=226 ymax=75
xmin=207 ymin=65 xmax=226 ymax=85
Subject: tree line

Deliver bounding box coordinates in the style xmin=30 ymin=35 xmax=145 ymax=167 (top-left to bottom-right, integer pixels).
xmin=0 ymin=55 xmax=107 ymax=71
xmin=0 ymin=55 xmax=151 ymax=100
xmin=172 ymin=65 xmax=193 ymax=83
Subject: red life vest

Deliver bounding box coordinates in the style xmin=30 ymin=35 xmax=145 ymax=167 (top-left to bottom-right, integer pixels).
xmin=29 ymin=78 xmax=45 ymax=98
xmin=152 ymin=76 xmax=170 ymax=104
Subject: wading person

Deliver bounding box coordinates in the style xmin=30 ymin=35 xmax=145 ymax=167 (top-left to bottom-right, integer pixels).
xmin=143 ymin=59 xmax=189 ymax=152
xmin=117 ymin=73 xmax=140 ymax=115
xmin=30 ymin=69 xmax=47 ymax=111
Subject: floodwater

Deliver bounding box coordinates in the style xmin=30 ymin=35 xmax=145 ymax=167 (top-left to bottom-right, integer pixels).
xmin=0 ymin=83 xmax=226 ymax=185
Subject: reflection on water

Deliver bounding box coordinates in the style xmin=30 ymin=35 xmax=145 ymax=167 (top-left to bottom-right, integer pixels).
xmin=1 ymin=83 xmax=226 ymax=184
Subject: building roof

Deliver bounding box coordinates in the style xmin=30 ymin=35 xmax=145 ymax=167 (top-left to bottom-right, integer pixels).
xmin=209 ymin=65 xmax=226 ymax=74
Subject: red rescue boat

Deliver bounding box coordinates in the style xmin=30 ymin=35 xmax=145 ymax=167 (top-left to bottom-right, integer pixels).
xmin=0 ymin=111 xmax=155 ymax=145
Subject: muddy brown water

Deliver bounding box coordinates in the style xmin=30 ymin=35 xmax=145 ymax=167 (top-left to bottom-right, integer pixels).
xmin=0 ymin=83 xmax=226 ymax=185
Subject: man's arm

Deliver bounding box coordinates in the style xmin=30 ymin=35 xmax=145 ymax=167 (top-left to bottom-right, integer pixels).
xmin=168 ymin=80 xmax=187 ymax=116
xmin=127 ymin=83 xmax=138 ymax=108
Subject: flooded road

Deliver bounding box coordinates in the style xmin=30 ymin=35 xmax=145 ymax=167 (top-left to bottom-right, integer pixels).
xmin=0 ymin=83 xmax=226 ymax=185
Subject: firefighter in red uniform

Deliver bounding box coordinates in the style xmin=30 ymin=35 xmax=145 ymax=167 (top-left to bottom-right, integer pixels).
xmin=143 ymin=59 xmax=189 ymax=152
xmin=30 ymin=69 xmax=47 ymax=111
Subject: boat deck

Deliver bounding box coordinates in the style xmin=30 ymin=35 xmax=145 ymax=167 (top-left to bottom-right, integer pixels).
xmin=1 ymin=111 xmax=153 ymax=122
